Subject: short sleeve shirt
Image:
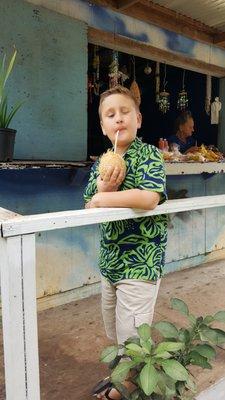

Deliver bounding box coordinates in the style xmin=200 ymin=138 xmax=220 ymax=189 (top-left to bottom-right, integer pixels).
xmin=83 ymin=138 xmax=167 ymax=284
xmin=168 ymin=134 xmax=195 ymax=153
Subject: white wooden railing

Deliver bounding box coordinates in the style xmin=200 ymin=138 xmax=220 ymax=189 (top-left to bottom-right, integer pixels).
xmin=1 ymin=194 xmax=225 ymax=399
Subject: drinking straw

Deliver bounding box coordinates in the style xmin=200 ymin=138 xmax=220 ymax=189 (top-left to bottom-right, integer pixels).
xmin=114 ymin=130 xmax=120 ymax=153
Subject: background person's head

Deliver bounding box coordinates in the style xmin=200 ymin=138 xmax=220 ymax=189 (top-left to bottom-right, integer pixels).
xmin=174 ymin=111 xmax=194 ymax=139
xmin=98 ymin=86 xmax=142 ymax=152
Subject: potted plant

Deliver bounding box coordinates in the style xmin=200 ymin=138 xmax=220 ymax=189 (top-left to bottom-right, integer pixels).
xmin=0 ymin=49 xmax=23 ymax=161
xmin=98 ymin=298 xmax=225 ymax=400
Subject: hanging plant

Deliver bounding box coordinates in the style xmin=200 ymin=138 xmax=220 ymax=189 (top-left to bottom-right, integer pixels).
xmin=108 ymin=51 xmax=120 ymax=88
xmin=144 ymin=61 xmax=152 ymax=75
xmin=155 ymin=62 xmax=160 ymax=103
xmin=159 ymin=64 xmax=170 ymax=114
xmin=130 ymin=56 xmax=141 ymax=106
xmin=177 ymin=70 xmax=189 ymax=111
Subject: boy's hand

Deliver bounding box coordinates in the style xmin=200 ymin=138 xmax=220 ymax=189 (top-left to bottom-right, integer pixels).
xmin=85 ymin=193 xmax=101 ymax=208
xmin=97 ymin=166 xmax=125 ymax=192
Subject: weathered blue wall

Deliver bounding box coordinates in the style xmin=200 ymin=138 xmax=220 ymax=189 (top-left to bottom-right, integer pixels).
xmin=1 ymin=169 xmax=225 ymax=301
xmin=1 ymin=0 xmax=87 ymax=160
xmin=27 ymin=0 xmax=225 ymax=69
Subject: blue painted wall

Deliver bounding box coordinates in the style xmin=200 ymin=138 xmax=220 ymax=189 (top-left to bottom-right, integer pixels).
xmin=1 ymin=0 xmax=87 ymax=160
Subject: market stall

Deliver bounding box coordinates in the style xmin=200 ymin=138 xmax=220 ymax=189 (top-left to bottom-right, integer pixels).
xmin=87 ymin=42 xmax=225 ymax=274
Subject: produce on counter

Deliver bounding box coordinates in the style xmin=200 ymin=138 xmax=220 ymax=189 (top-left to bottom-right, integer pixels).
xmin=162 ymin=144 xmax=224 ymax=162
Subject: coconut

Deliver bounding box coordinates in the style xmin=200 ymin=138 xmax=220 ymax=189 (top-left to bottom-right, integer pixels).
xmin=98 ymin=150 xmax=126 ymax=180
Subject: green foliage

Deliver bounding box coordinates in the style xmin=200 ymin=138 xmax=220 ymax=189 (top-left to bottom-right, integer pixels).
xmin=99 ymin=298 xmax=225 ymax=400
xmin=0 ymin=50 xmax=23 ymax=128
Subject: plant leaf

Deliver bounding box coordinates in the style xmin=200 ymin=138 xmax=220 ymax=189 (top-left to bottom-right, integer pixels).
xmin=203 ymin=315 xmax=214 ymax=325
xmin=140 ymin=338 xmax=152 ymax=354
xmin=189 ymin=351 xmax=212 ymax=369
xmin=124 ymin=336 xmax=140 ymax=346
xmin=178 ymin=329 xmax=190 ymax=344
xmin=161 ymin=359 xmax=189 ymax=381
xmin=171 ymin=298 xmax=189 ymax=316
xmin=194 ymin=344 xmax=216 ymax=360
xmin=214 ymin=311 xmax=225 ymax=323
xmin=153 ymin=351 xmax=172 ymax=359
xmin=140 ymin=362 xmax=159 ymax=395
xmin=3 ymin=50 xmax=17 ymax=88
xmin=153 ymin=321 xmax=179 ymax=339
xmin=213 ymin=328 xmax=225 ymax=344
xmin=187 ymin=314 xmax=197 ymax=326
xmin=137 ymin=323 xmax=151 ymax=341
xmin=125 ymin=343 xmax=144 ymax=354
xmin=185 ymin=375 xmax=197 ymax=393
xmin=155 ymin=341 xmax=184 ymax=353
xmin=111 ymin=361 xmax=135 ymax=384
xmin=200 ymin=326 xmax=225 ymax=345
xmin=4 ymin=101 xmax=24 ymax=128
xmin=100 ymin=346 xmax=119 ymax=363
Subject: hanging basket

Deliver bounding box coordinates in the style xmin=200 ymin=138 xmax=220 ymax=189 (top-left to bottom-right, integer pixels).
xmin=159 ymin=91 xmax=170 ymax=114
xmin=177 ymin=90 xmax=189 ymax=111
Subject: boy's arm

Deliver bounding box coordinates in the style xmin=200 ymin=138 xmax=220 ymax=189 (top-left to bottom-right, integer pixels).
xmin=85 ymin=189 xmax=160 ymax=210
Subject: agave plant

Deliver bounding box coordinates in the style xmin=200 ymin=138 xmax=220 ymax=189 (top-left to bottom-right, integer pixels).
xmin=99 ymin=298 xmax=225 ymax=400
xmin=0 ymin=49 xmax=23 ymax=129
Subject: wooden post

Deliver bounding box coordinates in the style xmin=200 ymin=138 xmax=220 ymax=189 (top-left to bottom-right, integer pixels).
xmin=0 ymin=234 xmax=40 ymax=400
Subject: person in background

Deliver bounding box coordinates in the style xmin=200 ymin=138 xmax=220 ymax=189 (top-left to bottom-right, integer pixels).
xmin=168 ymin=111 xmax=198 ymax=154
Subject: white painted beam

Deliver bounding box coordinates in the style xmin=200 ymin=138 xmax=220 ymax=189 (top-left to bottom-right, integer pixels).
xmin=2 ymin=195 xmax=225 ymax=238
xmin=0 ymin=234 xmax=40 ymax=400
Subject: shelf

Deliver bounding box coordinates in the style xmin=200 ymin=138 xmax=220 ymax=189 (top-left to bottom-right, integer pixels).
xmin=165 ymin=162 xmax=225 ymax=175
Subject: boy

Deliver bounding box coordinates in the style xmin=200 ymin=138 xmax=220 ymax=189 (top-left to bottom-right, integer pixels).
xmin=84 ymin=86 xmax=167 ymax=399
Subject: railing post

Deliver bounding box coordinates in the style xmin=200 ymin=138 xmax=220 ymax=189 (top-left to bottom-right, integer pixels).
xmin=0 ymin=234 xmax=40 ymax=400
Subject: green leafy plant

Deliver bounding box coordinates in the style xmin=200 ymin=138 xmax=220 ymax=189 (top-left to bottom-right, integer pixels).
xmin=0 ymin=49 xmax=23 ymax=128
xmin=100 ymin=298 xmax=225 ymax=400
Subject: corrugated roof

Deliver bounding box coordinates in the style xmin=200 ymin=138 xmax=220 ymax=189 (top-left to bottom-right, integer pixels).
xmin=152 ymin=0 xmax=225 ymax=31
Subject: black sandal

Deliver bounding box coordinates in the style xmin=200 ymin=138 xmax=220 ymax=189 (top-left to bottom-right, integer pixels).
xmin=104 ymin=387 xmax=114 ymax=399
xmin=92 ymin=376 xmax=112 ymax=397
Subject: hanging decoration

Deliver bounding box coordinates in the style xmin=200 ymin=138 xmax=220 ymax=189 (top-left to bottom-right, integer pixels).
xmin=108 ymin=51 xmax=120 ymax=88
xmin=177 ymin=70 xmax=188 ymax=111
xmin=144 ymin=61 xmax=152 ymax=75
xmin=120 ymin=65 xmax=129 ymax=85
xmin=158 ymin=64 xmax=170 ymax=114
xmin=155 ymin=62 xmax=160 ymax=103
xmin=205 ymin=75 xmax=212 ymax=115
xmin=108 ymin=51 xmax=129 ymax=87
xmin=92 ymin=45 xmax=100 ymax=96
xmin=211 ymin=97 xmax=222 ymax=125
xmin=130 ymin=56 xmax=141 ymax=106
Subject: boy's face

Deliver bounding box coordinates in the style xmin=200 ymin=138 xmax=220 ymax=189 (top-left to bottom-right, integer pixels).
xmin=100 ymin=93 xmax=142 ymax=150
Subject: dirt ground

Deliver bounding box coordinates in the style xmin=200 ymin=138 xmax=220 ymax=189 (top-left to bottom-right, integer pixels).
xmin=1 ymin=259 xmax=225 ymax=400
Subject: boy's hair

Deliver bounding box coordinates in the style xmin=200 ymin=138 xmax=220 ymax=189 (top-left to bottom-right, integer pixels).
xmin=98 ymin=85 xmax=140 ymax=119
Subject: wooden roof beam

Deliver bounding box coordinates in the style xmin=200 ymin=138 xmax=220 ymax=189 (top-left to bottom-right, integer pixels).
xmin=116 ymin=0 xmax=139 ymax=10
xmin=214 ymin=32 xmax=225 ymax=46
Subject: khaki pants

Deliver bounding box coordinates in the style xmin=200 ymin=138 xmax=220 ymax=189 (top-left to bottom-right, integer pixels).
xmin=101 ymin=277 xmax=161 ymax=345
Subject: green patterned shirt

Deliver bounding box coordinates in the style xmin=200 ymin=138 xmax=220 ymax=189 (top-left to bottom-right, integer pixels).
xmin=84 ymin=138 xmax=167 ymax=284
